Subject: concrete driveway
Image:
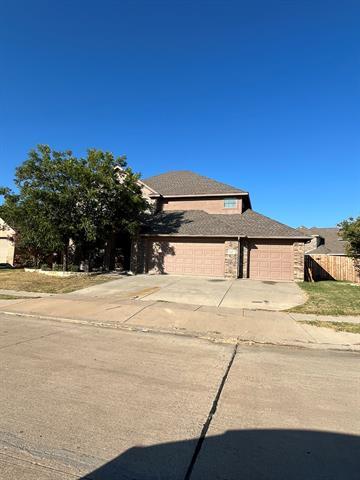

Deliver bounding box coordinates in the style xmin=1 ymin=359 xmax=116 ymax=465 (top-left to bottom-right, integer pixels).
xmin=0 ymin=313 xmax=359 ymax=479
xmin=69 ymin=275 xmax=306 ymax=310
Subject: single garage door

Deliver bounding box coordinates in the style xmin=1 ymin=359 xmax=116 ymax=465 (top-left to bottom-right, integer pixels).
xmin=249 ymin=240 xmax=294 ymax=281
xmin=147 ymin=239 xmax=225 ymax=276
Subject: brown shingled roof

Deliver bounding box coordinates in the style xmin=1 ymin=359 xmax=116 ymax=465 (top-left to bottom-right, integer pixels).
xmin=142 ymin=209 xmax=308 ymax=238
xmin=143 ymin=170 xmax=247 ymax=196
xmin=221 ymin=210 xmax=306 ymax=237
xmin=142 ymin=210 xmax=236 ymax=236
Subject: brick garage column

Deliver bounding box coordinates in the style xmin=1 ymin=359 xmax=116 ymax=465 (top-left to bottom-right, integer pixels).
xmin=240 ymin=239 xmax=250 ymax=278
xmin=224 ymin=240 xmax=239 ymax=278
xmin=293 ymin=242 xmax=305 ymax=281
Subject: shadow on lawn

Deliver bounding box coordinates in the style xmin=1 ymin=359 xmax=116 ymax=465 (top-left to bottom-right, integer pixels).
xmin=79 ymin=429 xmax=360 ymax=480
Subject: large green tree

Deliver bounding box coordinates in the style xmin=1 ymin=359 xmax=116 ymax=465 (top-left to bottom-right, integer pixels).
xmin=0 ymin=145 xmax=148 ymax=270
xmin=338 ymin=216 xmax=360 ymax=262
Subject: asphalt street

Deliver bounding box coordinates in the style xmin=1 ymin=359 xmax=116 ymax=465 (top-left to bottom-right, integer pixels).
xmin=0 ymin=313 xmax=359 ymax=479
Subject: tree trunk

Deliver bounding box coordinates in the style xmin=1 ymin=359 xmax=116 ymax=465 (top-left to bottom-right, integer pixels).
xmin=83 ymin=258 xmax=90 ymax=273
xmin=104 ymin=232 xmax=116 ymax=271
xmin=62 ymin=244 xmax=68 ymax=272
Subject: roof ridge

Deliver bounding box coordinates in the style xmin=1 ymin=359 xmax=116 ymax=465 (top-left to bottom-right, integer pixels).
xmin=142 ymin=170 xmax=247 ymax=196
xmin=144 ymin=169 xmax=194 ymax=179
xmin=297 ymin=226 xmax=340 ymax=231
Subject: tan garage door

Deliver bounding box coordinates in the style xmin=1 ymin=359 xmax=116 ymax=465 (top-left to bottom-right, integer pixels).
xmin=249 ymin=241 xmax=294 ymax=281
xmin=147 ymin=239 xmax=225 ymax=276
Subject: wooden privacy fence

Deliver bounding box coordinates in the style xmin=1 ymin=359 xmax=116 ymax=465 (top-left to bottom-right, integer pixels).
xmin=305 ymin=254 xmax=360 ymax=283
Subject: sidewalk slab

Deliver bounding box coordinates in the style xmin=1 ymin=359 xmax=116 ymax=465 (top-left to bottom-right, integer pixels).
xmin=128 ymin=303 xmax=315 ymax=346
xmin=299 ymin=322 xmax=360 ymax=347
xmin=0 ymin=297 xmax=147 ymax=324
xmin=1 ymin=296 xmax=360 ymax=351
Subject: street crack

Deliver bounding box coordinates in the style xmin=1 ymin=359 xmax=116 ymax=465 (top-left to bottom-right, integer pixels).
xmin=184 ymin=343 xmax=238 ymax=479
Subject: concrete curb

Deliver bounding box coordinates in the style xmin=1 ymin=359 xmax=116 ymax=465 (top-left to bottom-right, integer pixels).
xmin=289 ymin=312 xmax=360 ymax=324
xmin=1 ymin=309 xmax=359 ymax=353
xmin=0 ymin=289 xmax=54 ymax=298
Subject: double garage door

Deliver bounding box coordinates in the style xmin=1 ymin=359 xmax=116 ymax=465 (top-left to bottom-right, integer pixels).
xmin=146 ymin=238 xmax=295 ymax=281
xmin=249 ymin=240 xmax=294 ymax=281
xmin=146 ymin=239 xmax=225 ymax=277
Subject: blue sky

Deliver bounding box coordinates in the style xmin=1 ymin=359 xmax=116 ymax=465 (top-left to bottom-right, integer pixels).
xmin=0 ymin=0 xmax=359 ymax=227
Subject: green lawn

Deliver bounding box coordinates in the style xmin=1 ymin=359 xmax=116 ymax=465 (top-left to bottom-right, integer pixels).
xmin=290 ymin=281 xmax=360 ymax=316
xmin=0 ymin=270 xmax=115 ymax=294
xmin=299 ymin=320 xmax=360 ymax=334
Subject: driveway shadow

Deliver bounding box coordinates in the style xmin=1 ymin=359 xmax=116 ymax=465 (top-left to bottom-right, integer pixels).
xmin=79 ymin=429 xmax=360 ymax=479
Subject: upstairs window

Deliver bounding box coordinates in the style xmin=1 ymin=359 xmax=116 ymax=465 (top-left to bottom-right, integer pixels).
xmin=224 ymin=198 xmax=237 ymax=209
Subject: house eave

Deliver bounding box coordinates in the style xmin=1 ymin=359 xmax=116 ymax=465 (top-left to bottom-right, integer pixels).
xmin=140 ymin=234 xmax=311 ymax=240
xmin=140 ymin=234 xmax=240 ymax=238
xmin=306 ymin=252 xmax=348 ymax=256
xmin=150 ymin=192 xmax=249 ymax=199
xmin=246 ymin=235 xmax=311 ymax=240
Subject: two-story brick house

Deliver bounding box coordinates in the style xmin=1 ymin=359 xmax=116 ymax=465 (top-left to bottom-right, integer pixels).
xmin=131 ymin=171 xmax=309 ymax=281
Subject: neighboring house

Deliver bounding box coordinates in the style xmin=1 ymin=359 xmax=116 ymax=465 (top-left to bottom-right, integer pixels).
xmin=297 ymin=227 xmax=360 ymax=283
xmin=0 ymin=218 xmax=15 ymax=265
xmin=297 ymin=227 xmax=347 ymax=255
xmin=131 ymin=171 xmax=309 ymax=281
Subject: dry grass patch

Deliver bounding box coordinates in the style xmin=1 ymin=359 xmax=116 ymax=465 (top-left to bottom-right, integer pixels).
xmin=0 ymin=270 xmax=115 ymax=294
xmin=290 ymin=281 xmax=360 ymax=316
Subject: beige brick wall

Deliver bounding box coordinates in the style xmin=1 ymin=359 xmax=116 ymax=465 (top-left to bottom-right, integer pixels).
xmin=240 ymin=239 xmax=249 ymax=278
xmin=224 ymin=240 xmax=239 ymax=278
xmin=293 ymin=242 xmax=305 ymax=281
xmin=304 ymin=236 xmax=320 ymax=253
xmin=162 ymin=197 xmax=243 ymax=214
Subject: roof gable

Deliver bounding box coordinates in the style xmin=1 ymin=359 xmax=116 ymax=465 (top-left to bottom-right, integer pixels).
xmin=142 ymin=170 xmax=247 ymax=197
